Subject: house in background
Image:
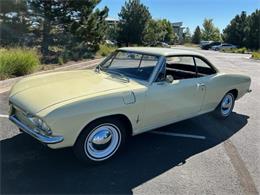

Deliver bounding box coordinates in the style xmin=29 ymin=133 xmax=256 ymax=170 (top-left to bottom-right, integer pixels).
xmin=105 ymin=17 xmax=119 ymax=27
xmin=172 ymin=22 xmax=185 ymax=44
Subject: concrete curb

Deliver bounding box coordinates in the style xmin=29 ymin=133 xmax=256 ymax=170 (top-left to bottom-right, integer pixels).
xmin=0 ymin=58 xmax=103 ymax=93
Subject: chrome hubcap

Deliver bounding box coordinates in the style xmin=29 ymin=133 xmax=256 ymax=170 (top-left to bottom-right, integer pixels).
xmin=92 ymin=129 xmax=112 ymax=150
xmin=221 ymin=94 xmax=233 ymax=116
xmin=84 ymin=124 xmax=121 ymax=161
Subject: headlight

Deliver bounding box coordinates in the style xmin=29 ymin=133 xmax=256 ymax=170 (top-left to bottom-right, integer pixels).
xmin=28 ymin=115 xmax=52 ymax=135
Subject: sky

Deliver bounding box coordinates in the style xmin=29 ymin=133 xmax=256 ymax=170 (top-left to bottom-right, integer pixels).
xmin=97 ymin=0 xmax=260 ymax=32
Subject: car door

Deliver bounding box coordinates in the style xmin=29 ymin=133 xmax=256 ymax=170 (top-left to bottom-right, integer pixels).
xmin=141 ymin=56 xmax=206 ymax=131
xmin=222 ymin=44 xmax=230 ymax=49
xmin=193 ymin=56 xmax=222 ymax=112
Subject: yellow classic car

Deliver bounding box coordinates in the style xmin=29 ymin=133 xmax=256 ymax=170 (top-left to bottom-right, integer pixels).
xmin=9 ymin=47 xmax=251 ymax=163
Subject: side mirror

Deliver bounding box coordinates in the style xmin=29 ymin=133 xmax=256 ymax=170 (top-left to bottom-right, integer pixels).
xmin=166 ymin=75 xmax=174 ymax=83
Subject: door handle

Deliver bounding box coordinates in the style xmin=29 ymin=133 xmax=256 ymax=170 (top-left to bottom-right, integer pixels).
xmin=197 ymin=83 xmax=205 ymax=87
xmin=157 ymin=82 xmax=166 ymax=86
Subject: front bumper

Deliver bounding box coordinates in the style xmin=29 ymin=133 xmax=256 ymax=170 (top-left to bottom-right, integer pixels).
xmin=9 ymin=115 xmax=64 ymax=144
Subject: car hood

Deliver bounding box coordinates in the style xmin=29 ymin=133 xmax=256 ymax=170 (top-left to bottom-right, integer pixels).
xmin=9 ymin=70 xmax=128 ymax=114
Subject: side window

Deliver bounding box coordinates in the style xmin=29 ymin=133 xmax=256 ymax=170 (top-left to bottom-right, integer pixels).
xmin=102 ymin=51 xmax=159 ymax=81
xmin=141 ymin=55 xmax=158 ymax=68
xmin=165 ymin=56 xmax=196 ymax=80
xmin=195 ymin=57 xmax=216 ymax=76
xmin=112 ymin=52 xmax=142 ymax=68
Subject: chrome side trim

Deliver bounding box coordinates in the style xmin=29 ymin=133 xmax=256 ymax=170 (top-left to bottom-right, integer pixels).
xmin=9 ymin=115 xmax=64 ymax=144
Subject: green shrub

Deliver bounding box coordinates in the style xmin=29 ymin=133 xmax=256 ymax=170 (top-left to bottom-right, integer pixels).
xmin=97 ymin=44 xmax=117 ymax=57
xmin=221 ymin=48 xmax=235 ymax=53
xmin=221 ymin=47 xmax=250 ymax=54
xmin=236 ymin=47 xmax=247 ymax=53
xmin=58 ymin=56 xmax=64 ymax=65
xmin=0 ymin=48 xmax=40 ymax=79
xmin=252 ymin=51 xmax=260 ymax=60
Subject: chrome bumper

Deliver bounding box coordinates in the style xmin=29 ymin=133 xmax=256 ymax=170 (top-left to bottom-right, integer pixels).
xmin=9 ymin=115 xmax=64 ymax=144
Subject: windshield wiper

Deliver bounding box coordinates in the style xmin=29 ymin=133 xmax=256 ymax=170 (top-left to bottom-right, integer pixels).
xmin=106 ymin=70 xmax=129 ymax=83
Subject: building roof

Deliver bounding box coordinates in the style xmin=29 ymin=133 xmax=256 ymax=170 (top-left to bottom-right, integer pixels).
xmin=105 ymin=17 xmax=119 ymax=22
xmin=172 ymin=22 xmax=183 ymax=27
xmin=118 ymin=47 xmax=205 ymax=57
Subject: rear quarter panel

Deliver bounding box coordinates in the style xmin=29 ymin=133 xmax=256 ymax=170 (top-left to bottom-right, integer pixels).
xmin=201 ymin=73 xmax=251 ymax=112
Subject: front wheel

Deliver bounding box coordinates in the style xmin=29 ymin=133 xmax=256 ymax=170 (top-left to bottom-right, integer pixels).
xmin=213 ymin=92 xmax=235 ymax=119
xmin=74 ymin=118 xmax=126 ymax=164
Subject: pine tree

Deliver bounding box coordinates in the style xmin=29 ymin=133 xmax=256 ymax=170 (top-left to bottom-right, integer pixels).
xmin=0 ymin=0 xmax=29 ymax=46
xmin=223 ymin=11 xmax=248 ymax=47
xmin=117 ymin=0 xmax=151 ymax=45
xmin=28 ymin=0 xmax=62 ymax=56
xmin=247 ymin=9 xmax=260 ymax=49
xmin=28 ymin=0 xmax=108 ymax=60
xmin=192 ymin=26 xmax=201 ymax=44
xmin=183 ymin=27 xmax=192 ymax=43
xmin=223 ymin=10 xmax=260 ymax=49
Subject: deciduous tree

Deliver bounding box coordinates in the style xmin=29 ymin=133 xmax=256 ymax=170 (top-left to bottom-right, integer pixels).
xmin=158 ymin=19 xmax=175 ymax=44
xmin=201 ymin=19 xmax=221 ymax=41
xmin=143 ymin=19 xmax=175 ymax=46
xmin=143 ymin=19 xmax=162 ymax=46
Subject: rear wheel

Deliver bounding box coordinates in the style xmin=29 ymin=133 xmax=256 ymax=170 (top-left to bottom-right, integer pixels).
xmin=73 ymin=118 xmax=126 ymax=164
xmin=214 ymin=92 xmax=235 ymax=119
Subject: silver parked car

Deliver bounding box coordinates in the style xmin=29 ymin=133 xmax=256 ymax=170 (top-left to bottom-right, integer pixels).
xmin=211 ymin=43 xmax=237 ymax=51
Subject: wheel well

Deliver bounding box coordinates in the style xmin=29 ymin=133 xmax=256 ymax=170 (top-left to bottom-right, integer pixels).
xmin=83 ymin=114 xmax=133 ymax=137
xmin=228 ymin=89 xmax=238 ymax=99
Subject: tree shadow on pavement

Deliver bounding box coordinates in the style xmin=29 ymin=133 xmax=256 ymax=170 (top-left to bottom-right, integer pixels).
xmin=0 ymin=112 xmax=249 ymax=194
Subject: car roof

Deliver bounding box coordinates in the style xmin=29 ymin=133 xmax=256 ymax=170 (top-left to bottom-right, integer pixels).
xmin=118 ymin=47 xmax=205 ymax=57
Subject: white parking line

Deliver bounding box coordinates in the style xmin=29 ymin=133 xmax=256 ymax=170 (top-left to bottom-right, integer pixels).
xmin=0 ymin=114 xmax=9 ymax=118
xmin=150 ymin=131 xmax=206 ymax=140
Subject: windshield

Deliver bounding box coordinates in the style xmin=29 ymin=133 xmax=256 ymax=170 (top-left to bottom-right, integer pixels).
xmin=99 ymin=50 xmax=159 ymax=81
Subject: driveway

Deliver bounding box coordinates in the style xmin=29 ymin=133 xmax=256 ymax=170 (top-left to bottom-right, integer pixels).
xmin=0 ymin=48 xmax=259 ymax=194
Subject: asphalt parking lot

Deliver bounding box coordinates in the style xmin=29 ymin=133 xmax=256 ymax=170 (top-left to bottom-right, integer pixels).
xmin=0 ymin=47 xmax=259 ymax=194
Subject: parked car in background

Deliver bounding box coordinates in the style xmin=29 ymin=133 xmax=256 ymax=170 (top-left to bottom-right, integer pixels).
xmin=9 ymin=47 xmax=251 ymax=163
xmin=159 ymin=42 xmax=171 ymax=48
xmin=200 ymin=41 xmax=211 ymax=46
xmin=146 ymin=42 xmax=171 ymax=48
xmin=105 ymin=40 xmax=116 ymax=45
xmin=211 ymin=43 xmax=237 ymax=51
xmin=201 ymin=41 xmax=221 ymax=50
xmin=200 ymin=41 xmax=212 ymax=48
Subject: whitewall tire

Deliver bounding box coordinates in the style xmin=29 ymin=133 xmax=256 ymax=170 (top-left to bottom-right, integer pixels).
xmin=214 ymin=92 xmax=235 ymax=119
xmin=74 ymin=118 xmax=126 ymax=163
